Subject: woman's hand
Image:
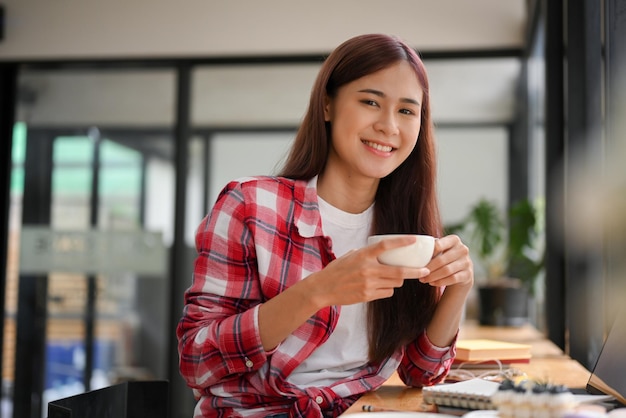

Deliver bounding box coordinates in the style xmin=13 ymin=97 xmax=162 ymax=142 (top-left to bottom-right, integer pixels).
xmin=306 ymin=235 xmax=431 ymax=308
xmin=422 ymin=234 xmax=474 ymax=347
xmin=419 ymin=235 xmax=474 ymax=290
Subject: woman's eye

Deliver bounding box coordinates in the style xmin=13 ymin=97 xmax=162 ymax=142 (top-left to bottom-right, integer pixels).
xmin=361 ymin=99 xmax=378 ymax=107
xmin=399 ymin=108 xmax=415 ymax=115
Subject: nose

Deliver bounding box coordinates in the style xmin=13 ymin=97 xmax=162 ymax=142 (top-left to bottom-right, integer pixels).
xmin=373 ymin=111 xmax=399 ymax=136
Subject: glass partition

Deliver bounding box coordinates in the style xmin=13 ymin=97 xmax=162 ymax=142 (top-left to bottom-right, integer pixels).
xmin=7 ymin=68 xmax=176 ymax=418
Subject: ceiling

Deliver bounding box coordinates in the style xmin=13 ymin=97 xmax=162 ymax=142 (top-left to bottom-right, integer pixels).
xmin=3 ymin=1 xmax=528 ymax=57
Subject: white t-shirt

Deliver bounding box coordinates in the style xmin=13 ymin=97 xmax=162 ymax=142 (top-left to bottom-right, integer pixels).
xmin=286 ymin=186 xmax=374 ymax=388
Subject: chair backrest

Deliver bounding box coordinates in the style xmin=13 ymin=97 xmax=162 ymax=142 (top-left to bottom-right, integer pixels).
xmin=47 ymin=380 xmax=169 ymax=418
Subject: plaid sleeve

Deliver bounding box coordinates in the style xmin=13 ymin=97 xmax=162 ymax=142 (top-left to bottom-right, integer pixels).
xmin=177 ymin=182 xmax=268 ymax=391
xmin=397 ymin=330 xmax=458 ymax=387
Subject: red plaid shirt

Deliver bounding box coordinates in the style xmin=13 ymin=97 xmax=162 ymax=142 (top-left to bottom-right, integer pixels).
xmin=177 ymin=176 xmax=456 ymax=417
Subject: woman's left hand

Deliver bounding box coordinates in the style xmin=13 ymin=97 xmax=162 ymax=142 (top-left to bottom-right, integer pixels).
xmin=418 ymin=234 xmax=473 ymax=289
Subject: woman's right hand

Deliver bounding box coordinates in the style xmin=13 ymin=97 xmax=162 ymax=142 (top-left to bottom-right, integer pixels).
xmin=306 ymin=235 xmax=431 ymax=308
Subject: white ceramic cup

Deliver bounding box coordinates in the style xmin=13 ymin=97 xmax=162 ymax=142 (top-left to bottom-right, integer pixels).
xmin=367 ymin=234 xmax=435 ymax=268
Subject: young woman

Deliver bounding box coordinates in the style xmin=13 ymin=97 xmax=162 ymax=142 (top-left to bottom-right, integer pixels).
xmin=177 ymin=33 xmax=474 ymax=417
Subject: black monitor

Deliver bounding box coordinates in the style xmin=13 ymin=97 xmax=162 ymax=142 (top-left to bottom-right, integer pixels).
xmin=586 ymin=308 xmax=626 ymax=405
xmin=47 ymin=380 xmax=169 ymax=418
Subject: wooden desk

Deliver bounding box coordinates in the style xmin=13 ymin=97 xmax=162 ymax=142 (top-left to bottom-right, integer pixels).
xmin=342 ymin=322 xmax=591 ymax=415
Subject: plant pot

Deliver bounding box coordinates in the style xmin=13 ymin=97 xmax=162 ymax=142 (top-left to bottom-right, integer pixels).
xmin=478 ymin=284 xmax=529 ymax=326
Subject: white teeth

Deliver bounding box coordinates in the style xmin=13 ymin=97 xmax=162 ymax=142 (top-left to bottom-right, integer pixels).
xmin=363 ymin=140 xmax=393 ymax=152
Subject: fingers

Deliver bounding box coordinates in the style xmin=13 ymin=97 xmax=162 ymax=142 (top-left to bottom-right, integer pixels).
xmin=420 ymin=235 xmax=474 ymax=287
xmin=319 ymin=235 xmax=447 ymax=305
xmin=421 ymin=258 xmax=473 ymax=287
xmin=432 ymin=234 xmax=462 ymax=255
xmin=367 ymin=235 xmax=418 ymax=255
xmin=322 ymin=243 xmax=433 ymax=305
xmin=316 ymin=249 xmax=415 ymax=305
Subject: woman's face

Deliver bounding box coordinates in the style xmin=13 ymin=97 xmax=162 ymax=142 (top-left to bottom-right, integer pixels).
xmin=324 ymin=60 xmax=424 ymax=183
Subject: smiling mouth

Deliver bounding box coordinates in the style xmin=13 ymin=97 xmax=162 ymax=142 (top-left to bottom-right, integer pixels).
xmin=362 ymin=140 xmax=394 ymax=153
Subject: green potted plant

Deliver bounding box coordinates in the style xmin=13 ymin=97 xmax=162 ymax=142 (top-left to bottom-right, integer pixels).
xmin=446 ymin=197 xmax=545 ymax=326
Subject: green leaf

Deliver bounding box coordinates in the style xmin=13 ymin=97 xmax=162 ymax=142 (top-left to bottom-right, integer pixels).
xmin=468 ymin=199 xmax=504 ymax=260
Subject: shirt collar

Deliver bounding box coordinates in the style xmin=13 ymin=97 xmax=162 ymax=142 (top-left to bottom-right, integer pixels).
xmin=293 ymin=176 xmax=324 ymax=238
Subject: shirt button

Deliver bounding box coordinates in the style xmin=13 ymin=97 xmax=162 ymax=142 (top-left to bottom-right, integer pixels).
xmin=245 ymin=359 xmax=253 ymax=368
xmin=315 ymin=396 xmax=323 ymax=404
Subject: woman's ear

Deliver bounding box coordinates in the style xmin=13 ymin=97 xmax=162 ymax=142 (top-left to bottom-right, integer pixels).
xmin=324 ymin=95 xmax=331 ymax=122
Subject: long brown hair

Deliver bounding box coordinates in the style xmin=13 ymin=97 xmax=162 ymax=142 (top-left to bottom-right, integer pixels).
xmin=279 ymin=33 xmax=443 ymax=364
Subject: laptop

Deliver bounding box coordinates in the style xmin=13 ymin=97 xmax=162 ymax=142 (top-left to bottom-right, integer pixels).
xmin=582 ymin=306 xmax=626 ymax=407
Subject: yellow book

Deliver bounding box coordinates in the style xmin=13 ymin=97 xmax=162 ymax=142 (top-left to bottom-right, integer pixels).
xmin=455 ymin=339 xmax=531 ymax=362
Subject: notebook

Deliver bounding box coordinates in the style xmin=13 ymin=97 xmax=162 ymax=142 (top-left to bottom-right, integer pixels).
xmin=422 ymin=378 xmax=500 ymax=411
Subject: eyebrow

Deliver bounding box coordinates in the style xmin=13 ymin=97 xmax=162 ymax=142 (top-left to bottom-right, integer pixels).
xmin=358 ymin=88 xmax=421 ymax=106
